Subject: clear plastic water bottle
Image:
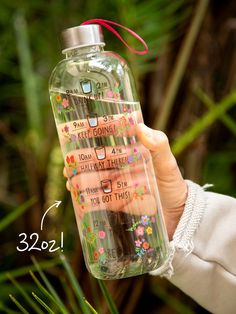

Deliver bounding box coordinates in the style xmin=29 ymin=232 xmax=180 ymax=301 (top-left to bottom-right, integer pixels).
xmin=49 ymin=24 xmax=169 ymax=279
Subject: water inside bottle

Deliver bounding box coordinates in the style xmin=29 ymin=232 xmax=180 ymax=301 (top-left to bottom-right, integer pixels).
xmin=50 ymin=90 xmax=169 ymax=279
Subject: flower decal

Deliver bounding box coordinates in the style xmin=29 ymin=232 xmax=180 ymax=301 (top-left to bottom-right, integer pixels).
xmin=143 ymin=242 xmax=150 ymax=250
xmin=133 ymin=184 xmax=147 ymax=199
xmin=127 ymin=214 xmax=155 ymax=257
xmin=146 ymin=226 xmax=153 ymax=235
xmin=98 ymin=230 xmax=106 ymax=239
xmin=66 ymin=155 xmax=75 ymax=164
xmin=64 ymin=125 xmax=69 ymax=133
xmin=135 ymin=240 xmax=142 ymax=247
xmin=66 ymin=155 xmax=78 ymax=176
xmin=53 ymin=93 xmax=74 ymax=114
xmin=93 ymin=251 xmax=99 ymax=260
xmin=151 ymin=216 xmax=156 ymax=223
xmin=135 ymin=225 xmax=144 ymax=237
xmin=99 ymin=247 xmax=105 ymax=254
xmin=141 ymin=215 xmax=149 ymax=226
xmin=56 ymin=95 xmax=62 ymax=102
xmin=62 ymin=98 xmax=69 ymax=108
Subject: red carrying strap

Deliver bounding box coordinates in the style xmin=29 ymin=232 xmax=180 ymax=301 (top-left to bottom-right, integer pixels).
xmin=81 ymin=19 xmax=148 ymax=55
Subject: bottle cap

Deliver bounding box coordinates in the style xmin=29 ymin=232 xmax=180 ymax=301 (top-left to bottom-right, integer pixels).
xmin=61 ymin=24 xmax=105 ymax=53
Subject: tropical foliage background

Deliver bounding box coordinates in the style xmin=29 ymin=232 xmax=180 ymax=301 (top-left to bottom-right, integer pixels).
xmin=0 ymin=0 xmax=236 ymax=313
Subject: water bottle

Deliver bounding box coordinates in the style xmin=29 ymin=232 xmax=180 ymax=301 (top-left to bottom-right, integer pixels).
xmin=49 ymin=23 xmax=169 ymax=279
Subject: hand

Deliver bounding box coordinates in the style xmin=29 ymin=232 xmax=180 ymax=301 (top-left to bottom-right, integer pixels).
xmin=64 ymin=123 xmax=187 ymax=240
xmin=136 ymin=124 xmax=187 ymax=239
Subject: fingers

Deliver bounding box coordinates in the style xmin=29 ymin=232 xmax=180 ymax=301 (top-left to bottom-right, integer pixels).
xmin=63 ymin=167 xmax=67 ymax=178
xmin=136 ymin=123 xmax=187 ymax=211
xmin=136 ymin=123 xmax=174 ymax=174
xmin=66 ymin=180 xmax=71 ymax=191
xmin=63 ymin=167 xmax=71 ymax=191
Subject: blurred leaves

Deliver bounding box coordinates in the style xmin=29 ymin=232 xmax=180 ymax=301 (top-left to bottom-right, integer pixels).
xmin=0 ymin=197 xmax=36 ymax=232
xmin=154 ymin=0 xmax=209 ymax=130
xmin=3 ymin=256 xmax=115 ymax=314
xmin=98 ymin=280 xmax=119 ymax=314
xmin=117 ymin=0 xmax=193 ymax=77
xmin=172 ymin=89 xmax=236 ymax=156
xmin=0 ymin=0 xmax=236 ymax=313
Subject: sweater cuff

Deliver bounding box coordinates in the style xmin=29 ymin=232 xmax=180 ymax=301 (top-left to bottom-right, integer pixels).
xmin=150 ymin=180 xmax=207 ymax=278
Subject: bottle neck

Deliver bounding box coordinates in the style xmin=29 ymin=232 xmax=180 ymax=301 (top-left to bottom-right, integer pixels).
xmin=63 ymin=44 xmax=104 ymax=58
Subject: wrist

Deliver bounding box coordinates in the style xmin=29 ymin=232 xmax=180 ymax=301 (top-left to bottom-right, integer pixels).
xmin=164 ymin=205 xmax=185 ymax=240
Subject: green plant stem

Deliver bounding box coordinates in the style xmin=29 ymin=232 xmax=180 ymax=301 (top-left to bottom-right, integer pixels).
xmin=60 ymin=276 xmax=81 ymax=314
xmin=9 ymin=295 xmax=30 ymax=314
xmin=172 ymin=90 xmax=236 ymax=155
xmin=7 ymin=274 xmax=44 ymax=314
xmin=97 ymin=280 xmax=119 ymax=314
xmin=29 ymin=271 xmax=67 ymax=314
xmin=195 ymin=87 xmax=236 ymax=136
xmin=0 ymin=301 xmax=20 ymax=314
xmin=13 ymin=11 xmax=42 ymax=135
xmin=0 ymin=197 xmax=36 ymax=232
xmin=155 ymin=0 xmax=209 ymax=130
xmin=0 ymin=258 xmax=61 ymax=283
xmin=31 ymin=257 xmax=69 ymax=314
xmin=31 ymin=293 xmax=56 ymax=314
xmin=84 ymin=300 xmax=98 ymax=314
xmin=60 ymin=255 xmax=91 ymax=314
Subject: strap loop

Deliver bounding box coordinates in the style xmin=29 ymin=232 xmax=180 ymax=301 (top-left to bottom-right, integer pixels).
xmin=81 ymin=19 xmax=148 ymax=55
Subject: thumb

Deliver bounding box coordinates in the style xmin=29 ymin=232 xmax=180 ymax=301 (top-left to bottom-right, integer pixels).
xmin=136 ymin=123 xmax=187 ymax=211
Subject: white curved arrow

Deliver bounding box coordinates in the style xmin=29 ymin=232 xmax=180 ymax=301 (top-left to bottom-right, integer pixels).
xmin=40 ymin=200 xmax=62 ymax=231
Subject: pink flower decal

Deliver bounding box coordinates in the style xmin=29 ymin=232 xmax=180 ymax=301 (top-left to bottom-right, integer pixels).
xmin=98 ymin=230 xmax=106 ymax=239
xmin=135 ymin=240 xmax=142 ymax=247
xmin=62 ymin=98 xmax=69 ymax=108
xmin=70 ymin=134 xmax=77 ymax=142
xmin=135 ymin=225 xmax=144 ymax=237
xmin=106 ymin=90 xmax=113 ymax=98
xmin=64 ymin=125 xmax=69 ymax=133
xmin=128 ymin=117 xmax=135 ymax=125
xmin=99 ymin=247 xmax=105 ymax=254
xmin=151 ymin=216 xmax=156 ymax=223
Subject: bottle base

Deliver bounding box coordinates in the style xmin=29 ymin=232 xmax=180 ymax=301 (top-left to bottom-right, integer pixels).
xmin=87 ymin=249 xmax=169 ymax=280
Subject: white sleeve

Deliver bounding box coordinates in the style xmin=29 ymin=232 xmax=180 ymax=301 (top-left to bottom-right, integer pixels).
xmin=151 ymin=180 xmax=236 ymax=314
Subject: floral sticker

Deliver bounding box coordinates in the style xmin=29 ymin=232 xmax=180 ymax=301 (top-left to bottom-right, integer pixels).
xmin=146 ymin=226 xmax=153 ymax=235
xmin=82 ymin=224 xmax=96 ymax=244
xmin=53 ymin=94 xmax=74 ymax=114
xmin=127 ymin=147 xmax=141 ymax=165
xmin=135 ymin=225 xmax=144 ymax=237
xmin=98 ymin=230 xmax=106 ymax=239
xmin=99 ymin=247 xmax=105 ymax=254
xmin=141 ymin=215 xmax=150 ymax=225
xmin=133 ymin=184 xmax=148 ymax=200
xmin=72 ymin=183 xmax=87 ymax=209
xmin=135 ymin=240 xmax=142 ymax=247
xmin=106 ymin=82 xmax=123 ymax=100
xmin=127 ymin=215 xmax=157 ymax=257
xmin=66 ymin=154 xmax=77 ymax=176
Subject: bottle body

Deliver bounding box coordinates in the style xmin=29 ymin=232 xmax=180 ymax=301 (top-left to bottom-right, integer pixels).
xmin=49 ymin=46 xmax=169 ymax=279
